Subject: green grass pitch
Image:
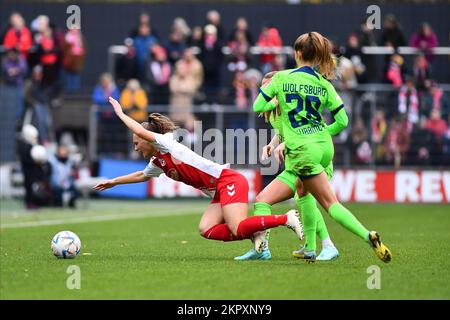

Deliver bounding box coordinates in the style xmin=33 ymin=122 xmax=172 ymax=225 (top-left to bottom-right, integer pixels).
xmin=1 ymin=199 xmax=449 ymax=299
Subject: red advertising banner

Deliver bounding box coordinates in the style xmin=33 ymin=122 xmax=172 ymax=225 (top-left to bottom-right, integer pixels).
xmin=147 ymin=169 xmax=449 ymax=203
xmin=330 ymin=170 xmax=450 ymax=203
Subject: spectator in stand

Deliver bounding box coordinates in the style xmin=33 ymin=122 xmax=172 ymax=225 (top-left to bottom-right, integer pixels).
xmin=29 ymin=15 xmax=50 ymax=67
xmin=62 ymin=26 xmax=85 ymax=92
xmin=384 ymin=54 xmax=407 ymax=88
xmin=178 ymin=47 xmax=203 ymax=90
xmin=32 ymin=16 xmax=62 ymax=101
xmin=232 ymin=68 xmax=262 ymax=110
xmin=380 ymin=14 xmax=406 ymax=48
xmin=350 ymin=118 xmax=370 ymax=164
xmin=133 ymin=23 xmax=158 ymax=81
xmin=227 ymin=30 xmax=252 ymax=73
xmin=115 ymin=38 xmax=138 ymax=89
xmin=244 ymin=68 xmax=262 ymax=106
xmin=233 ymin=70 xmax=247 ymax=110
xmin=17 ymin=125 xmax=38 ymax=209
xmin=129 ymin=12 xmax=159 ymax=40
xmin=1 ymin=47 xmax=27 ymax=119
xmin=422 ymin=80 xmax=450 ymax=120
xmin=92 ymin=73 xmax=123 ymax=155
xmin=344 ymin=33 xmax=367 ymax=83
xmin=120 ymin=79 xmax=148 ymax=123
xmin=408 ymin=117 xmax=437 ymax=166
xmin=333 ymin=43 xmax=357 ymax=136
xmin=380 ymin=14 xmax=406 ymax=73
xmin=426 ymin=109 xmax=448 ymax=141
xmin=165 ymin=30 xmax=186 ymax=66
xmin=358 ymin=19 xmax=377 ymax=82
xmin=2 ymin=12 xmax=32 ymax=58
xmin=384 ymin=117 xmax=411 ymax=168
xmin=412 ymin=54 xmax=430 ymax=92
xmin=169 ymin=47 xmax=203 ymax=133
xmin=205 ymin=10 xmax=224 ymax=42
xmin=48 ymin=144 xmax=79 ymax=208
xmin=24 ymin=65 xmax=54 ymax=144
xmin=188 ymin=26 xmax=203 ymax=47
xmin=198 ymin=24 xmax=223 ymax=103
xmin=172 ymin=17 xmax=191 ymax=43
xmin=256 ymin=26 xmax=282 ymax=74
xmin=398 ymin=77 xmax=419 ymax=128
xmin=228 ymin=17 xmax=254 ymax=45
xmin=92 ymin=72 xmax=120 ymax=111
xmin=17 ymin=128 xmax=52 ymax=209
xmin=146 ymin=45 xmax=171 ymax=105
xmin=371 ymin=109 xmax=388 ymax=163
xmin=409 ymin=22 xmax=439 ymax=63
xmin=169 ymin=60 xmax=201 ymax=133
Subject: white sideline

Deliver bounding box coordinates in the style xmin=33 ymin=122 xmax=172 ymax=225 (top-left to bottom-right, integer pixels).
xmin=0 ymin=206 xmax=205 ymax=229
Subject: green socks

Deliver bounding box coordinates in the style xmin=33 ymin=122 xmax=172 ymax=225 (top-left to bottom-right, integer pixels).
xmin=328 ymin=202 xmax=369 ymax=240
xmin=295 ymin=193 xmax=317 ymax=251
xmin=253 ymin=202 xmax=272 ymax=241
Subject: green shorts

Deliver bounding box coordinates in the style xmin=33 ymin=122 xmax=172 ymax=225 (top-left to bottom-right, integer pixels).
xmin=285 ymin=135 xmax=334 ymax=180
xmin=275 ymin=170 xmax=298 ymax=194
xmin=276 ymin=162 xmax=333 ymax=194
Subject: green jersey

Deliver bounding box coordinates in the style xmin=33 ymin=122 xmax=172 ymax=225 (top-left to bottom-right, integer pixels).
xmin=254 ymin=66 xmax=347 ymax=150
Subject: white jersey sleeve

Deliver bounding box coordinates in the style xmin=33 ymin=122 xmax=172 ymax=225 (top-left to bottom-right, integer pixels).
xmin=152 ymin=132 xmax=174 ymax=154
xmin=143 ymin=158 xmax=164 ymax=177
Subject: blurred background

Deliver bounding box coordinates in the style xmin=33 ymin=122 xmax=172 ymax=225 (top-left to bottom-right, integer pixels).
xmin=0 ymin=0 xmax=449 ymax=208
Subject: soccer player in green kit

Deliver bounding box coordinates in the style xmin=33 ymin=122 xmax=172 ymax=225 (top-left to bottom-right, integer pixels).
xmin=235 ymin=72 xmax=339 ymax=261
xmin=252 ymin=32 xmax=392 ymax=263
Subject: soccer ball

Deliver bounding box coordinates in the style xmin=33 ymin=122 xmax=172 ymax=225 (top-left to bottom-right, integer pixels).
xmin=51 ymin=231 xmax=81 ymax=259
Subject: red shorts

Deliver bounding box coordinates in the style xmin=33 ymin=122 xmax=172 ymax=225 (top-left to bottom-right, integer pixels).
xmin=211 ymin=169 xmax=249 ymax=207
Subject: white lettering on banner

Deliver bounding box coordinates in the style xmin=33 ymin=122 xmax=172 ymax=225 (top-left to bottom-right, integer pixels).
xmin=421 ymin=172 xmax=442 ymax=203
xmin=330 ymin=171 xmax=355 ymax=202
xmin=442 ymin=172 xmax=450 ymax=202
xmin=395 ymin=171 xmax=420 ymax=202
xmin=149 ymin=169 xmax=449 ymax=203
xmin=355 ymin=171 xmax=377 ymax=202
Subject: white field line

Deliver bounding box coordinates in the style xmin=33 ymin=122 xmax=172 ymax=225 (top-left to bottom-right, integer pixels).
xmin=0 ymin=205 xmax=206 ymax=229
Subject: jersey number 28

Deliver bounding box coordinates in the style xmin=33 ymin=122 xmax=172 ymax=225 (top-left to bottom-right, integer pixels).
xmin=286 ymin=94 xmax=322 ymax=128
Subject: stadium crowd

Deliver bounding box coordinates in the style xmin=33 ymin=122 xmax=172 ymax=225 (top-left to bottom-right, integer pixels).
xmin=1 ymin=10 xmax=449 ymax=169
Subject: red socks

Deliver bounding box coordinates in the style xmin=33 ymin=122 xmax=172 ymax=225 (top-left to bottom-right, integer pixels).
xmin=236 ymin=215 xmax=287 ymax=239
xmin=202 ymin=215 xmax=287 ymax=242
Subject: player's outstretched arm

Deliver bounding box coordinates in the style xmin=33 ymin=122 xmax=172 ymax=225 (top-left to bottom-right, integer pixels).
xmin=93 ymin=171 xmax=150 ymax=191
xmin=108 ymin=96 xmax=156 ymax=142
xmin=253 ymin=94 xmax=277 ymax=113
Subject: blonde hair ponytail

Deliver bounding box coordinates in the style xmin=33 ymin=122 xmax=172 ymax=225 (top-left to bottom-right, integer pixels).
xmin=294 ymin=31 xmax=335 ymax=79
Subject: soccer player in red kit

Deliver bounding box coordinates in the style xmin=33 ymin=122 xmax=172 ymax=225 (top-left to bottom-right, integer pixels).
xmin=94 ymin=97 xmax=303 ymax=254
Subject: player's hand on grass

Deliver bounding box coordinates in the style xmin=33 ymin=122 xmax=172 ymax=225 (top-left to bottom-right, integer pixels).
xmin=93 ymin=180 xmax=116 ymax=191
xmin=261 ymin=144 xmax=274 ymax=161
xmin=274 ymin=142 xmax=285 ymax=163
xmin=109 ymin=96 xmax=124 ymax=116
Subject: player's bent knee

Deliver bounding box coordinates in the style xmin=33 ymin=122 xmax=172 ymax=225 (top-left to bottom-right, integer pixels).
xmin=198 ymin=224 xmax=211 ymax=237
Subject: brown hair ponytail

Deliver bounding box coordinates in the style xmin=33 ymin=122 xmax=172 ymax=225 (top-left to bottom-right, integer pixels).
xmin=293 ymin=31 xmax=335 ymax=79
xmin=141 ymin=113 xmax=179 ymax=134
